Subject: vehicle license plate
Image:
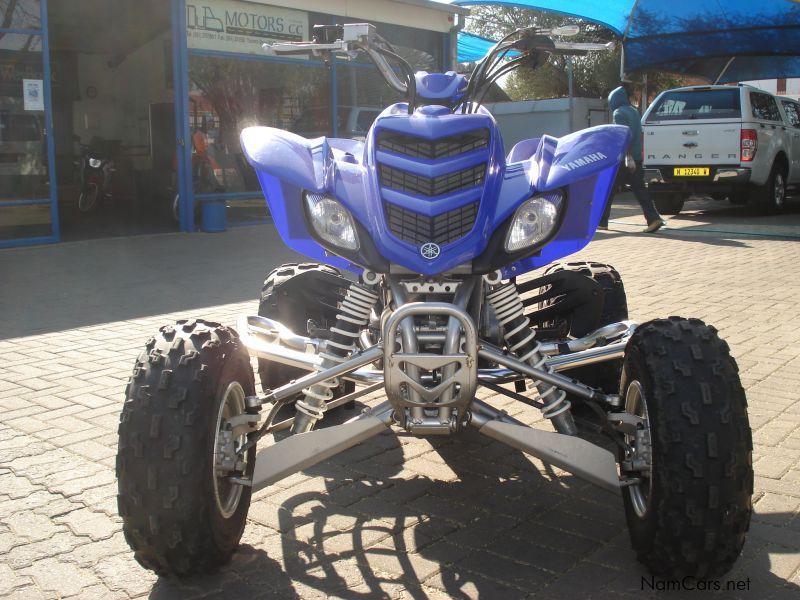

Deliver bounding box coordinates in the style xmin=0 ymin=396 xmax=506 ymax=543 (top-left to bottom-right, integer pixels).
xmin=674 ymin=167 xmax=709 ymax=176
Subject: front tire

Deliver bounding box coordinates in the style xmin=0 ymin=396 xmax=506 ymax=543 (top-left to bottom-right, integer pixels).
xmin=78 ymin=182 xmax=100 ymax=213
xmin=620 ymin=317 xmax=753 ymax=578
xmin=117 ymin=319 xmax=256 ymax=576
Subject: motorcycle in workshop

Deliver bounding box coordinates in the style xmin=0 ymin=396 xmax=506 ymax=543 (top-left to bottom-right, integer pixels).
xmin=76 ymin=137 xmax=135 ymax=213
xmin=116 ymin=23 xmax=753 ymax=580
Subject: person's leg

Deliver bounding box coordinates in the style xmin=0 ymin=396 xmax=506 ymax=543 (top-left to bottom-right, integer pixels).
xmin=599 ymin=166 xmax=624 ymax=227
xmin=631 ymin=161 xmax=662 ymax=224
xmin=599 ymin=194 xmax=613 ymax=228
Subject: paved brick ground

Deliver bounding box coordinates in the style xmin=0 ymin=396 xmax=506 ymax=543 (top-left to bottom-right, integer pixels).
xmin=1 ymin=196 xmax=799 ymax=599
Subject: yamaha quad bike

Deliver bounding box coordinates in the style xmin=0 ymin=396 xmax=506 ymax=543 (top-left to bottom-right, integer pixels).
xmin=117 ymin=24 xmax=752 ymax=579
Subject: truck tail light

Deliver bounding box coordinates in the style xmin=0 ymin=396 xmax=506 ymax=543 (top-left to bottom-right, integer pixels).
xmin=741 ymin=129 xmax=757 ymax=162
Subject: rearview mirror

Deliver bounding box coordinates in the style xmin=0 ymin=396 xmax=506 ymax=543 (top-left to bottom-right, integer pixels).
xmin=550 ymin=25 xmax=580 ymax=37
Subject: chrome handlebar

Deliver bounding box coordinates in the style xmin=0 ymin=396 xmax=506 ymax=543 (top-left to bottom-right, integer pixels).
xmin=263 ymin=23 xmax=408 ymax=94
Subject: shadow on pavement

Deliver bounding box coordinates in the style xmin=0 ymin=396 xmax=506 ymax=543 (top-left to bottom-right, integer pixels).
xmin=141 ymin=414 xmax=800 ymax=599
xmin=603 ymin=194 xmax=800 ymax=249
xmin=0 ymin=225 xmax=302 ymax=340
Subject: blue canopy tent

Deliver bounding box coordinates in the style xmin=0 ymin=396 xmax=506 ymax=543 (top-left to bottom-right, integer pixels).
xmin=451 ymin=0 xmax=800 ymax=83
xmin=458 ymin=31 xmax=509 ymax=63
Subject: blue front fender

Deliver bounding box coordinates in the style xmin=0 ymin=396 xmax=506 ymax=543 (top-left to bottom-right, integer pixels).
xmin=241 ymin=127 xmax=327 ymax=192
xmin=497 ymin=124 xmax=630 ymax=277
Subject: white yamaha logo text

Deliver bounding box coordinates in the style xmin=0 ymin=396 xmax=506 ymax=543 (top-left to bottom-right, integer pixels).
xmin=420 ymin=242 xmax=440 ymax=259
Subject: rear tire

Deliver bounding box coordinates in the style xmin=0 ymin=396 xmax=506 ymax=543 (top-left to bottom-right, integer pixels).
xmin=257 ymin=263 xmax=353 ymax=398
xmin=620 ymin=317 xmax=753 ymax=578
xmin=544 ymin=262 xmax=628 ymax=398
xmin=754 ymin=162 xmax=787 ymax=214
xmin=117 ymin=319 xmax=256 ymax=576
xmin=652 ymin=192 xmax=684 ymax=215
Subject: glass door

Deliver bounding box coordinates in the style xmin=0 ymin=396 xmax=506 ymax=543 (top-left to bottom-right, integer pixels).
xmin=0 ymin=0 xmax=57 ymax=247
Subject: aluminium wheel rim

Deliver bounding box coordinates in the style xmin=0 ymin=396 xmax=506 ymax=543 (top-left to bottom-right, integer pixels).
xmin=625 ymin=380 xmax=653 ymax=519
xmin=212 ymin=381 xmax=247 ymax=519
xmin=774 ymin=173 xmax=786 ymax=208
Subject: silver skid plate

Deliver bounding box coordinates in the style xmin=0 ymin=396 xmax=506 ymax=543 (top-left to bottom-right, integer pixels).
xmin=475 ymin=419 xmax=620 ymax=493
xmin=249 ymin=402 xmax=393 ymax=492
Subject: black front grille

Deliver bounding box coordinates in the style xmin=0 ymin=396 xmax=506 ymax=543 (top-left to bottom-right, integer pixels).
xmin=385 ymin=202 xmax=478 ymax=246
xmin=379 ymin=163 xmax=485 ymax=197
xmin=377 ymin=129 xmax=489 ymax=159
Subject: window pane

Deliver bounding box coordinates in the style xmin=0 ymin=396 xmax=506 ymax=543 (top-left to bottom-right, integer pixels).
xmin=650 ymin=89 xmax=741 ymax=121
xmin=187 ymin=55 xmax=330 ymax=193
xmin=336 ymin=64 xmax=401 ymax=139
xmin=376 ymin=22 xmax=442 ymax=71
xmin=751 ymin=92 xmax=781 ymax=122
xmin=0 ymin=32 xmax=49 ymax=201
xmin=782 ymin=101 xmax=800 ymax=126
xmin=338 ymin=18 xmax=442 ymax=71
xmin=0 ymin=0 xmax=41 ymax=30
xmin=0 ymin=203 xmax=51 ymax=240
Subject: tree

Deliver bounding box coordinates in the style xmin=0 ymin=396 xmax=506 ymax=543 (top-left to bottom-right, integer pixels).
xmin=464 ymin=6 xmax=686 ymax=103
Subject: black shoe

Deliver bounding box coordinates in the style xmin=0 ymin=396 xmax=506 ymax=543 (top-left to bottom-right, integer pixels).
xmin=597 ymin=223 xmax=609 ymax=230
xmin=644 ymin=218 xmax=666 ymax=233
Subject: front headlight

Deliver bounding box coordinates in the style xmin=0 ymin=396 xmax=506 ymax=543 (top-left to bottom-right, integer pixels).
xmin=88 ymin=158 xmax=102 ymax=168
xmin=304 ymin=192 xmax=360 ymax=251
xmin=504 ymin=191 xmax=564 ymax=253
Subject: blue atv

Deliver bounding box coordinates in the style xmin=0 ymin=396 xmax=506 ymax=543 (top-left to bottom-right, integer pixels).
xmin=117 ymin=24 xmax=752 ymax=579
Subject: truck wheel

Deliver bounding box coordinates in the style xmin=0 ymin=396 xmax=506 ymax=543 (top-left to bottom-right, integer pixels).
xmin=117 ymin=319 xmax=256 ymax=576
xmin=544 ymin=262 xmax=628 ymax=398
xmin=620 ymin=317 xmax=753 ymax=578
xmin=755 ymin=162 xmax=786 ymax=214
xmin=652 ymin=192 xmax=684 ymax=215
xmin=258 ymin=263 xmax=353 ymax=398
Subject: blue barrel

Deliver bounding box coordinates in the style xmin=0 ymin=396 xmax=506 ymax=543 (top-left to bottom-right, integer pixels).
xmin=201 ymin=201 xmax=226 ymax=233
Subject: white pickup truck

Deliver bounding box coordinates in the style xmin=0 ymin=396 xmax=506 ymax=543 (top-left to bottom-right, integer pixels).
xmin=641 ymin=85 xmax=800 ymax=215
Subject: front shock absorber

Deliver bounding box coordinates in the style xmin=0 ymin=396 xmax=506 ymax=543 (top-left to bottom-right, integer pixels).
xmin=486 ymin=280 xmax=577 ymax=435
xmin=291 ymin=282 xmax=379 ymax=434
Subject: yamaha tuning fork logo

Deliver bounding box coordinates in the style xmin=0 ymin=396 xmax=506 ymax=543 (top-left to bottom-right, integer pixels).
xmin=420 ymin=243 xmax=441 ymax=259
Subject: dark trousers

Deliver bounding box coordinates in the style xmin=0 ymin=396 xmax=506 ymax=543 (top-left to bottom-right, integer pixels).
xmin=601 ymin=160 xmax=660 ymax=226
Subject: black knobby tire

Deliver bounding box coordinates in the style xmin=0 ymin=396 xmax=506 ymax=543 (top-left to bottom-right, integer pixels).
xmin=653 ymin=192 xmax=684 ymax=216
xmin=257 ymin=262 xmax=345 ymax=392
xmin=620 ymin=317 xmax=753 ymax=578
xmin=117 ymin=319 xmax=256 ymax=576
xmin=544 ymin=262 xmax=628 ymax=396
xmin=755 ymin=161 xmax=787 ymax=214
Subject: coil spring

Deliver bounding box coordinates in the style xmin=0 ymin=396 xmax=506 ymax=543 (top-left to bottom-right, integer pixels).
xmin=486 ymin=282 xmax=572 ymax=420
xmin=294 ymin=283 xmax=379 ymax=424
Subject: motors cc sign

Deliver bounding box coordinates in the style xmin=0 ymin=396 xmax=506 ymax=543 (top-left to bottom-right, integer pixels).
xmin=186 ymin=0 xmax=308 ymax=55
